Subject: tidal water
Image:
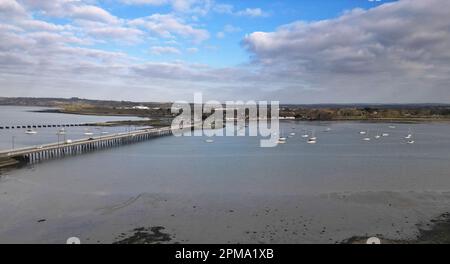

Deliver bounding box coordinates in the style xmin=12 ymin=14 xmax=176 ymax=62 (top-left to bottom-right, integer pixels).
xmin=0 ymin=106 xmax=145 ymax=150
xmin=1 ymin=107 xmax=450 ymax=243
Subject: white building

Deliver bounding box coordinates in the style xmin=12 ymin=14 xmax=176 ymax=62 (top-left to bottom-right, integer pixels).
xmin=132 ymin=106 xmax=150 ymax=110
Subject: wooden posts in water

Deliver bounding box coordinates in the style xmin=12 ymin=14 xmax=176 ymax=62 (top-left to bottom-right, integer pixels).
xmin=0 ymin=123 xmax=95 ymax=130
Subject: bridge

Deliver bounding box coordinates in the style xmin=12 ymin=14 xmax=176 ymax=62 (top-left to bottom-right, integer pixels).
xmin=0 ymin=126 xmax=187 ymax=167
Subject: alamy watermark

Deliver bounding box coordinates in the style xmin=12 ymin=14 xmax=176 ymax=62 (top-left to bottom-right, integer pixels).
xmin=171 ymin=93 xmax=280 ymax=148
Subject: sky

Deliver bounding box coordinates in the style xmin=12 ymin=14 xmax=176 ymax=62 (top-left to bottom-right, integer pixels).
xmin=1 ymin=0 xmax=450 ymax=103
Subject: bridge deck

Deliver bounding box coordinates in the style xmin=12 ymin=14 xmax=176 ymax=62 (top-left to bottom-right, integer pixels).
xmin=0 ymin=126 xmax=174 ymax=160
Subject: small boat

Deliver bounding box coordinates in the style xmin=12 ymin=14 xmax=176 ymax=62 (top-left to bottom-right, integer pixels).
xmin=25 ymin=129 xmax=37 ymax=135
xmin=84 ymin=129 xmax=94 ymax=136
xmin=374 ymin=130 xmax=381 ymax=139
xmin=324 ymin=128 xmax=331 ymax=132
xmin=205 ymin=139 xmax=214 ymax=143
xmin=301 ymin=129 xmax=309 ymax=138
xmin=359 ymin=131 xmax=367 ymax=135
xmin=362 ymin=130 xmax=371 ymax=141
xmin=307 ymin=138 xmax=317 ymax=144
xmin=57 ymin=128 xmax=66 ymax=135
xmin=382 ymin=133 xmax=389 ymax=137
xmin=389 ymin=125 xmax=396 ymax=129
xmin=290 ymin=132 xmax=296 ymax=136
xmin=277 ymin=137 xmax=287 ymax=144
xmin=405 ymin=128 xmax=413 ymax=139
xmin=407 ymin=140 xmax=415 ymax=144
xmin=309 ymin=130 xmax=317 ymax=141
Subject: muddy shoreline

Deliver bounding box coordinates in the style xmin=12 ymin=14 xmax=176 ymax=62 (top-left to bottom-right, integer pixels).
xmin=344 ymin=212 xmax=450 ymax=244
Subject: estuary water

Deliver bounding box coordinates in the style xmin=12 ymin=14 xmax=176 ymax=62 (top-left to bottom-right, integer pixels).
xmin=1 ymin=106 xmax=450 ymax=243
xmin=0 ymin=106 xmax=145 ymax=150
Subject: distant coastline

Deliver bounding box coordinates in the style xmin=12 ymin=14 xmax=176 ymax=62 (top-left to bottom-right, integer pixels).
xmin=2 ymin=96 xmax=450 ymax=123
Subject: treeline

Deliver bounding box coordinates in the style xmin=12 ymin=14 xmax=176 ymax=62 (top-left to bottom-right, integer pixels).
xmin=280 ymin=106 xmax=450 ymax=121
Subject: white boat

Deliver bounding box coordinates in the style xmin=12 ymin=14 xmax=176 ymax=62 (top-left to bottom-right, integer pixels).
xmin=301 ymin=129 xmax=309 ymax=138
xmin=307 ymin=138 xmax=317 ymax=144
xmin=309 ymin=130 xmax=317 ymax=141
xmin=405 ymin=128 xmax=413 ymax=139
xmin=278 ymin=137 xmax=287 ymax=142
xmin=382 ymin=133 xmax=389 ymax=137
xmin=57 ymin=128 xmax=66 ymax=135
xmin=359 ymin=131 xmax=367 ymax=135
xmin=407 ymin=140 xmax=415 ymax=144
xmin=25 ymin=129 xmax=37 ymax=135
xmin=84 ymin=129 xmax=94 ymax=136
xmin=374 ymin=129 xmax=381 ymax=139
xmin=363 ymin=130 xmax=371 ymax=141
xmin=389 ymin=125 xmax=396 ymax=129
xmin=290 ymin=132 xmax=296 ymax=136
xmin=205 ymin=139 xmax=214 ymax=143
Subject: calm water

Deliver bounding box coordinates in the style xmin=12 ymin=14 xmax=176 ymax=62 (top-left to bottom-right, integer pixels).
xmin=1 ymin=107 xmax=450 ymax=243
xmin=0 ymin=106 xmax=145 ymax=150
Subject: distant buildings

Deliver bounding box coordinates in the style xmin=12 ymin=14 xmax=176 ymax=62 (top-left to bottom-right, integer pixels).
xmin=132 ymin=105 xmax=150 ymax=110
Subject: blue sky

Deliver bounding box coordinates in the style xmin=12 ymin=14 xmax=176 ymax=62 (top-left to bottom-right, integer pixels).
xmin=1 ymin=0 xmax=450 ymax=103
xmin=100 ymin=0 xmax=396 ymax=67
xmin=34 ymin=0 xmax=395 ymax=68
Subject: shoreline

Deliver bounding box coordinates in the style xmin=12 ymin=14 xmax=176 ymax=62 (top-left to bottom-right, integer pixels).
xmin=32 ymin=108 xmax=450 ymax=124
xmin=344 ymin=212 xmax=450 ymax=244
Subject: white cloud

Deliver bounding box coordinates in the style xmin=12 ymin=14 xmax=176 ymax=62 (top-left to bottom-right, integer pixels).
xmin=243 ymin=0 xmax=450 ymax=103
xmin=1 ymin=0 xmax=450 ymax=103
xmin=213 ymin=4 xmax=268 ymax=18
xmin=20 ymin=0 xmax=119 ymax=24
xmin=130 ymin=14 xmax=209 ymax=43
xmin=236 ymin=8 xmax=268 ymax=17
xmin=216 ymin=31 xmax=225 ymax=39
xmin=0 ymin=0 xmax=27 ymax=18
xmin=18 ymin=20 xmax=68 ymax=31
xmin=87 ymin=26 xmax=145 ymax=44
xmin=216 ymin=24 xmax=240 ymax=39
xmin=150 ymin=46 xmax=181 ymax=55
xmin=121 ymin=0 xmax=212 ymax=15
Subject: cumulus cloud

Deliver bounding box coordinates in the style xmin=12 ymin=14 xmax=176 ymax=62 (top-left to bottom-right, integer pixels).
xmin=236 ymin=8 xmax=268 ymax=17
xmin=121 ymin=0 xmax=212 ymax=15
xmin=0 ymin=0 xmax=27 ymax=18
xmin=243 ymin=0 xmax=450 ymax=103
xmin=130 ymin=14 xmax=209 ymax=43
xmin=1 ymin=0 xmax=450 ymax=103
xmin=150 ymin=46 xmax=181 ymax=55
xmin=216 ymin=24 xmax=241 ymax=39
xmin=213 ymin=4 xmax=268 ymax=18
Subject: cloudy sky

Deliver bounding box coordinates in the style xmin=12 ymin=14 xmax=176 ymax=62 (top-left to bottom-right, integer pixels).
xmin=1 ymin=0 xmax=449 ymax=103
